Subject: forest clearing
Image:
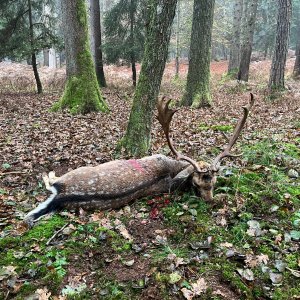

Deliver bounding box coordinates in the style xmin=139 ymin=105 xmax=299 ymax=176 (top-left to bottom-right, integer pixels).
xmin=1 ymin=0 xmax=300 ymax=299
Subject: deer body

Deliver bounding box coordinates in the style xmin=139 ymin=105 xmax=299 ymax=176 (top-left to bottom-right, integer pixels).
xmin=25 ymin=155 xmax=191 ymax=223
xmin=25 ymin=94 xmax=254 ymax=225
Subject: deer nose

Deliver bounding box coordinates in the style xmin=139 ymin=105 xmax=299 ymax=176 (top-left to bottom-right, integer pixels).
xmin=200 ymin=190 xmax=213 ymax=202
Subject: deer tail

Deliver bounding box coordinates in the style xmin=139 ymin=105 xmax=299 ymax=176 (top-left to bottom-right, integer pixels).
xmin=24 ymin=185 xmax=58 ymax=225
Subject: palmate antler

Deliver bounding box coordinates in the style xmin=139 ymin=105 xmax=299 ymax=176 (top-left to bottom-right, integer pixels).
xmin=157 ymin=93 xmax=255 ymax=173
xmin=157 ymin=97 xmax=204 ymax=173
xmin=210 ymin=93 xmax=255 ymax=171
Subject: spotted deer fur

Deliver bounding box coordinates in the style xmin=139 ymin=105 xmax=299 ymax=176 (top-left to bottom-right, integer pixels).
xmin=24 ymin=155 xmax=194 ymax=223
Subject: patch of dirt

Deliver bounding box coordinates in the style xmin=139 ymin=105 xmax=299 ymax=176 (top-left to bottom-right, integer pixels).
xmin=127 ymin=218 xmax=164 ymax=245
xmin=140 ymin=285 xmax=164 ymax=300
xmin=105 ymin=255 xmax=150 ymax=282
xmin=207 ymin=275 xmax=241 ymax=300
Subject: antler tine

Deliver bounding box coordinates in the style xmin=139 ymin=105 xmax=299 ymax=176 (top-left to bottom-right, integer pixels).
xmin=211 ymin=93 xmax=255 ymax=172
xmin=157 ymin=97 xmax=203 ymax=173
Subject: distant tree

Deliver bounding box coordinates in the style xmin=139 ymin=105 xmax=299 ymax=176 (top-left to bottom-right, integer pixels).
xmin=89 ymin=0 xmax=106 ymax=87
xmin=175 ymin=0 xmax=180 ymax=77
xmin=228 ymin=0 xmax=243 ymax=75
xmin=211 ymin=0 xmax=231 ymax=61
xmin=238 ymin=0 xmax=259 ymax=81
xmin=103 ymin=0 xmax=146 ymax=86
xmin=182 ymin=0 xmax=215 ymax=107
xmin=0 ymin=0 xmax=61 ymax=93
xmin=293 ymin=6 xmax=300 ymax=78
xmin=268 ymin=0 xmax=292 ymax=90
xmin=254 ymin=0 xmax=277 ymax=59
xmin=53 ymin=0 xmax=108 ymax=114
xmin=119 ymin=0 xmax=177 ymax=156
xmin=28 ymin=0 xmax=42 ymax=93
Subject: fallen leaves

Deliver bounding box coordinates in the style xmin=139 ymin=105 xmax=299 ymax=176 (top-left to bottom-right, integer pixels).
xmin=181 ymin=278 xmax=207 ymax=299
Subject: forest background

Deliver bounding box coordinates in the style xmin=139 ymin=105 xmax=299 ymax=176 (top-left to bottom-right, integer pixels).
xmin=0 ymin=0 xmax=299 ymax=299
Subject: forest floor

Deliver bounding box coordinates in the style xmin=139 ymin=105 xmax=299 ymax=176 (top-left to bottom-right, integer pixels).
xmin=0 ymin=59 xmax=300 ymax=300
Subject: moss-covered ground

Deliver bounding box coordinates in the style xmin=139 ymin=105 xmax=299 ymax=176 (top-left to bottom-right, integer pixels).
xmin=1 ymin=139 xmax=299 ymax=299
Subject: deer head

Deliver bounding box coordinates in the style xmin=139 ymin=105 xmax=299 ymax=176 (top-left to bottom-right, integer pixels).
xmin=157 ymin=94 xmax=255 ymax=201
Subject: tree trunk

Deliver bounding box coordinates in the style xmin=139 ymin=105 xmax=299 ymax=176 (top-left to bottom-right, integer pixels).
xmin=90 ymin=0 xmax=106 ymax=87
xmin=268 ymin=0 xmax=292 ymax=90
xmin=119 ymin=0 xmax=177 ymax=157
xmin=175 ymin=0 xmax=180 ymax=77
xmin=53 ymin=0 xmax=108 ymax=114
xmin=182 ymin=0 xmax=215 ymax=107
xmin=130 ymin=0 xmax=137 ymax=87
xmin=237 ymin=0 xmax=258 ymax=82
xmin=43 ymin=49 xmax=50 ymax=66
xmin=28 ymin=0 xmax=43 ymax=94
xmin=293 ymin=11 xmax=300 ymax=78
xmin=228 ymin=0 xmax=243 ymax=75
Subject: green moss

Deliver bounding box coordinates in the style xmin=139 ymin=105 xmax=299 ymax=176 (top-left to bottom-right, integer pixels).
xmin=221 ymin=263 xmax=253 ymax=299
xmin=272 ymin=287 xmax=300 ymax=300
xmin=211 ymin=124 xmax=233 ymax=132
xmin=191 ymin=90 xmax=212 ymax=108
xmin=285 ymin=253 xmax=299 ymax=269
xmin=197 ymin=123 xmax=210 ymax=131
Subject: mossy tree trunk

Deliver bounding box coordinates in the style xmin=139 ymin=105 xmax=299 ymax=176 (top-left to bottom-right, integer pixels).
xmin=237 ymin=0 xmax=258 ymax=82
xmin=28 ymin=0 xmax=42 ymax=94
xmin=120 ymin=0 xmax=177 ymax=157
xmin=228 ymin=0 xmax=243 ymax=76
xmin=53 ymin=0 xmax=108 ymax=114
xmin=182 ymin=0 xmax=215 ymax=108
xmin=268 ymin=0 xmax=292 ymax=90
xmin=90 ymin=0 xmax=107 ymax=87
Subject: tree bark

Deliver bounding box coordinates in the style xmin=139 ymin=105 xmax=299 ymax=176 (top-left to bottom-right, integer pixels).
xmin=43 ymin=49 xmax=50 ymax=67
xmin=182 ymin=0 xmax=215 ymax=107
xmin=119 ymin=0 xmax=177 ymax=157
xmin=53 ymin=0 xmax=108 ymax=114
xmin=228 ymin=0 xmax=243 ymax=75
xmin=90 ymin=0 xmax=106 ymax=87
xmin=293 ymin=10 xmax=300 ymax=78
xmin=268 ymin=0 xmax=292 ymax=90
xmin=237 ymin=0 xmax=258 ymax=82
xmin=130 ymin=0 xmax=137 ymax=87
xmin=175 ymin=0 xmax=180 ymax=77
xmin=28 ymin=0 xmax=43 ymax=94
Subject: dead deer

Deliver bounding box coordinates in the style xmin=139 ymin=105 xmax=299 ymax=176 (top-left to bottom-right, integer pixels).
xmin=24 ymin=94 xmax=254 ymax=225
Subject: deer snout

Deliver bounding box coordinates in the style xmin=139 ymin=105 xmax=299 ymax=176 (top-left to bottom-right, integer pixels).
xmin=192 ymin=173 xmax=216 ymax=202
xmin=199 ymin=189 xmax=214 ymax=202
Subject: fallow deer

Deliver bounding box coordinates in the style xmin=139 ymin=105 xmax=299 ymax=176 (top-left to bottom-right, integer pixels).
xmin=24 ymin=94 xmax=254 ymax=225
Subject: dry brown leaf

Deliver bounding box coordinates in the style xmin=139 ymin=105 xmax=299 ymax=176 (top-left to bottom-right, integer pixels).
xmin=36 ymin=287 xmax=51 ymax=300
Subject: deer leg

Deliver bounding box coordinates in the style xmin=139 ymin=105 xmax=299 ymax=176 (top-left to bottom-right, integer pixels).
xmin=48 ymin=171 xmax=59 ymax=185
xmin=42 ymin=174 xmax=52 ymax=191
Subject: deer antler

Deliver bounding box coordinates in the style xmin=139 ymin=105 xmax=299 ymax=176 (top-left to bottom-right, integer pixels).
xmin=210 ymin=93 xmax=255 ymax=172
xmin=157 ymin=97 xmax=204 ymax=173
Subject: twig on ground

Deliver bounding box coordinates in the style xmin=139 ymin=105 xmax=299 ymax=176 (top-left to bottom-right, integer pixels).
xmin=0 ymin=171 xmax=29 ymax=176
xmin=46 ymin=223 xmax=69 ymax=245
